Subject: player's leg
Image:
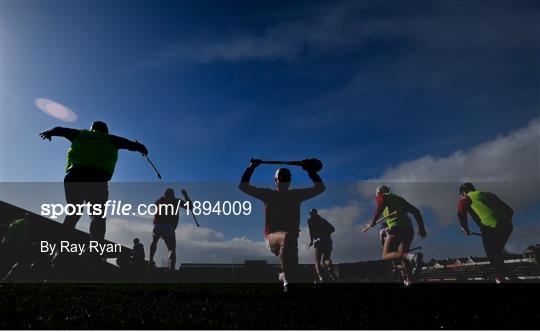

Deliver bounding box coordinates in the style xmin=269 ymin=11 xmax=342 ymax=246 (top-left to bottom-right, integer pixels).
xmin=399 ymin=239 xmax=413 ymax=285
xmin=383 ymin=232 xmax=408 ymax=284
xmin=282 ymin=232 xmax=299 ymax=284
xmin=484 ymin=238 xmax=502 ymax=282
xmin=62 ymin=178 xmax=83 ymax=229
xmin=381 ymin=227 xmax=402 ymax=280
xmin=164 ymin=230 xmax=176 ymax=271
xmin=267 ymin=232 xmax=288 ymax=286
xmin=88 ymin=181 xmax=109 ymax=241
xmin=322 ymin=247 xmax=337 ymax=281
xmin=314 ymin=245 xmax=323 ymax=282
xmin=149 ymin=228 xmax=161 ymax=266
xmin=482 ymin=228 xmax=503 ymax=283
xmin=485 ymin=223 xmax=513 ymax=282
xmin=498 ymin=223 xmax=514 ymax=279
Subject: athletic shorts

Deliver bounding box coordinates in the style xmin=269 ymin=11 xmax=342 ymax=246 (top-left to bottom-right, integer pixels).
xmin=152 ymin=224 xmax=176 ymax=251
xmin=386 ymin=225 xmax=414 ymax=252
xmin=314 ymin=236 xmax=333 ymax=251
xmin=64 ymin=169 xmax=109 ymax=209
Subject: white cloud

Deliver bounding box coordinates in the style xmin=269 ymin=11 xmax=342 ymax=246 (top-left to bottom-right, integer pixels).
xmin=136 ymin=2 xmax=537 ymax=68
xmin=135 ymin=3 xmax=403 ymax=68
xmin=175 ymin=223 xmax=225 ymax=242
xmin=358 ymin=118 xmax=540 ymax=224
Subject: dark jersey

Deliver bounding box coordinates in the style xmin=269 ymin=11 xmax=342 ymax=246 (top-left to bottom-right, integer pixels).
xmin=240 ymin=187 xmax=325 ymax=237
xmin=308 ymin=215 xmax=335 ymax=240
xmin=132 ymin=243 xmax=145 ymax=262
xmin=152 ymin=196 xmax=187 ymax=229
xmin=239 ymin=165 xmax=325 ymax=238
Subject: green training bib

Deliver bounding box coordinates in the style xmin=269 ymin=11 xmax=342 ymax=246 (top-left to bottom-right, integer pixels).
xmin=66 ymin=129 xmax=118 ymax=177
xmin=467 ymin=191 xmax=510 ymax=228
xmin=383 ymin=193 xmax=412 ymax=229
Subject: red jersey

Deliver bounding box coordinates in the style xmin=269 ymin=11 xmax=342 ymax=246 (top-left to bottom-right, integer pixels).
xmin=240 ymin=185 xmax=325 ymax=238
xmin=152 ymin=196 xmax=186 ymax=229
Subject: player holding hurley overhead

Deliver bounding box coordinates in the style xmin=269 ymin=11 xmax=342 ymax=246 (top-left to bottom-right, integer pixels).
xmin=239 ymin=158 xmax=325 ymax=292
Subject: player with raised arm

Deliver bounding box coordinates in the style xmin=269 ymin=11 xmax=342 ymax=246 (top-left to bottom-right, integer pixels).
xmin=149 ymin=188 xmax=191 ymax=271
xmin=239 ymin=158 xmax=325 ymax=292
xmin=40 ymin=121 xmax=148 ymax=240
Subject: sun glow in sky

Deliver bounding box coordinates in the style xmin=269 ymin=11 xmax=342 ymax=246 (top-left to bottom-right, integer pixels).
xmin=35 ymin=98 xmax=77 ymax=122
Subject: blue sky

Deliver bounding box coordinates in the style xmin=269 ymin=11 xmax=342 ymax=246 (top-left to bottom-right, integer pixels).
xmin=1 ymin=0 xmax=539 ymax=263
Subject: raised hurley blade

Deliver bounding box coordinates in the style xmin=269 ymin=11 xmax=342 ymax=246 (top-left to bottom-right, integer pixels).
xmin=181 ymin=189 xmax=199 ymax=227
xmin=252 ymin=158 xmax=323 ymax=172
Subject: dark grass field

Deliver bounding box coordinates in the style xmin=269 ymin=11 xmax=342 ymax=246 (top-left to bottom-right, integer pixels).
xmin=0 ymin=283 xmax=539 ymax=329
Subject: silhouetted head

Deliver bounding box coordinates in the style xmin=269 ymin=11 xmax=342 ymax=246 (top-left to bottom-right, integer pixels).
xmin=90 ymin=121 xmax=109 ymax=134
xmin=375 ymin=185 xmax=391 ymax=197
xmin=274 ymin=168 xmax=291 ymax=190
xmin=459 ymin=183 xmax=476 ymax=197
xmin=309 ymin=208 xmax=318 ymax=217
xmin=133 ymin=238 xmax=140 ymax=245
xmin=164 ymin=188 xmax=175 ymax=198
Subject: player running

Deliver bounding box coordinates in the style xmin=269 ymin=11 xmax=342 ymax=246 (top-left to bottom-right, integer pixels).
xmin=239 ymin=159 xmax=325 ymax=292
xmin=39 ymin=121 xmax=148 ymax=240
xmin=457 ymin=183 xmax=514 ymax=284
xmin=149 ymin=188 xmax=190 ymax=271
xmin=307 ymin=208 xmax=338 ymax=282
xmin=368 ymin=185 xmax=427 ymax=286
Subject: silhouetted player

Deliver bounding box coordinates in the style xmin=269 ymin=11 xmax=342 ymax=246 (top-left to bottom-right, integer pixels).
xmin=149 ymin=188 xmax=189 ymax=270
xmin=369 ymin=185 xmax=427 ymax=286
xmin=131 ymin=238 xmax=145 ymax=267
xmin=457 ymin=183 xmax=514 ymax=283
xmin=40 ymin=121 xmax=148 ymax=240
xmin=239 ymin=159 xmax=325 ymax=291
xmin=307 ymin=208 xmax=337 ymax=282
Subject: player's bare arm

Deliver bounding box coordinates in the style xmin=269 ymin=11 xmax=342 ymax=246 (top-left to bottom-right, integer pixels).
xmin=39 ymin=127 xmax=80 ymax=142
